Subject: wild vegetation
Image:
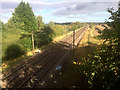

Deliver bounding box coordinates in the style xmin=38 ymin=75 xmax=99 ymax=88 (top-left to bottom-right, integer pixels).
xmin=72 ymin=7 xmax=120 ymax=88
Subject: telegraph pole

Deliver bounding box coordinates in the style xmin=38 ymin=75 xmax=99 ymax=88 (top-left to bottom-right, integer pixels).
xmin=73 ymin=27 xmax=75 ymax=59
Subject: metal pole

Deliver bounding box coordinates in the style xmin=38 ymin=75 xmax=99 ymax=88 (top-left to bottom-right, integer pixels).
xmin=73 ymin=28 xmax=75 ymax=58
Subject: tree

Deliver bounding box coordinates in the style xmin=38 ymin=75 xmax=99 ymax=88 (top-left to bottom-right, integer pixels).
xmin=49 ymin=21 xmax=55 ymax=27
xmin=98 ymin=7 xmax=120 ymax=51
xmin=12 ymin=1 xmax=37 ymax=51
xmin=34 ymin=25 xmax=53 ymax=47
xmin=0 ymin=20 xmax=3 ymax=30
xmin=70 ymin=22 xmax=77 ymax=31
xmin=12 ymin=2 xmax=37 ymax=31
xmin=37 ymin=16 xmax=44 ymax=31
xmin=78 ymin=3 xmax=120 ymax=88
xmin=76 ymin=21 xmax=81 ymax=28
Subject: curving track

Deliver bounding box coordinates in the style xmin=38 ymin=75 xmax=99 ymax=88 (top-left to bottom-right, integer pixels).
xmin=2 ymin=25 xmax=88 ymax=88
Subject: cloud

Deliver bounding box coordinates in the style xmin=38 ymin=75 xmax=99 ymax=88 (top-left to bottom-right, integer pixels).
xmin=64 ymin=0 xmax=119 ymax=2
xmin=0 ymin=0 xmax=119 ymax=23
xmin=52 ymin=2 xmax=118 ymax=16
xmin=1 ymin=0 xmax=118 ymax=14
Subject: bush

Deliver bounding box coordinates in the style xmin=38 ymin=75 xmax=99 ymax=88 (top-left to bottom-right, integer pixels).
xmin=4 ymin=44 xmax=25 ymax=60
xmin=75 ymin=45 xmax=120 ymax=88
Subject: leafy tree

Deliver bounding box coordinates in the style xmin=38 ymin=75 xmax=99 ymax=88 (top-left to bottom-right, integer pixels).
xmin=37 ymin=15 xmax=44 ymax=31
xmin=69 ymin=22 xmax=84 ymax=31
xmin=0 ymin=20 xmax=7 ymax=31
xmin=0 ymin=20 xmax=3 ymax=30
xmin=12 ymin=2 xmax=37 ymax=32
xmin=49 ymin=21 xmax=55 ymax=27
xmin=35 ymin=25 xmax=53 ymax=47
xmin=12 ymin=1 xmax=37 ymax=51
xmin=76 ymin=21 xmax=81 ymax=28
xmin=98 ymin=8 xmax=120 ymax=47
xmin=70 ymin=22 xmax=78 ymax=31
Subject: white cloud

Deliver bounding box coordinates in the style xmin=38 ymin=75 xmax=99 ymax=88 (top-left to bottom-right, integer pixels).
xmin=1 ymin=0 xmax=21 ymax=3
xmin=52 ymin=2 xmax=118 ymax=16
xmin=64 ymin=0 xmax=119 ymax=2
xmin=0 ymin=0 xmax=119 ymax=23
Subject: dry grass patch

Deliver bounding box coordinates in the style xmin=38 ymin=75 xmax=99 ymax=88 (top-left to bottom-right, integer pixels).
xmin=74 ymin=25 xmax=104 ymax=61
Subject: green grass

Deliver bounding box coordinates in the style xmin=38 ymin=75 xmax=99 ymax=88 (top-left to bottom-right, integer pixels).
xmin=2 ymin=30 xmax=21 ymax=58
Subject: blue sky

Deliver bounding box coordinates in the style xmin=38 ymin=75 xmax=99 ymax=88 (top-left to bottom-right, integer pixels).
xmin=0 ymin=0 xmax=119 ymax=23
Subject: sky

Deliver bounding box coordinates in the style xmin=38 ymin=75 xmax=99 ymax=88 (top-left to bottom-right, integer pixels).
xmin=0 ymin=0 xmax=119 ymax=24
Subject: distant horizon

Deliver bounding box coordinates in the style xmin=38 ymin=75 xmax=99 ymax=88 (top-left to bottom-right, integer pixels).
xmin=1 ymin=21 xmax=105 ymax=24
xmin=46 ymin=21 xmax=105 ymax=24
xmin=1 ymin=0 xmax=119 ymax=23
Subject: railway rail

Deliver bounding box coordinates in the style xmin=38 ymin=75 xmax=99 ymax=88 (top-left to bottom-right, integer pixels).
xmin=2 ymin=25 xmax=88 ymax=88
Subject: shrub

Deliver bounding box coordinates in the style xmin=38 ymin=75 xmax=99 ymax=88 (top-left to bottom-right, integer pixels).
xmin=75 ymin=45 xmax=120 ymax=88
xmin=4 ymin=44 xmax=25 ymax=60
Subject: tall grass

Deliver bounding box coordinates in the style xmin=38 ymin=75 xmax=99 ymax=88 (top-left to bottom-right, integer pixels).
xmin=2 ymin=30 xmax=21 ymax=59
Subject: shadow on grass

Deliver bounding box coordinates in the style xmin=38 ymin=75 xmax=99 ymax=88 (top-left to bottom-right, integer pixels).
xmin=56 ymin=57 xmax=89 ymax=88
xmin=3 ymin=44 xmax=25 ymax=61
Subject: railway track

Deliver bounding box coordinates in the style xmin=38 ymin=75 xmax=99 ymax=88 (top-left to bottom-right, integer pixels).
xmin=2 ymin=44 xmax=60 ymax=78
xmin=2 ymin=25 xmax=88 ymax=88
xmin=59 ymin=26 xmax=88 ymax=46
xmin=5 ymin=48 xmax=59 ymax=85
xmin=18 ymin=48 xmax=66 ymax=88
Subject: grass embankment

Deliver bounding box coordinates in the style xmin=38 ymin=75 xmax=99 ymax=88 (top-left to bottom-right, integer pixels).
xmin=74 ymin=25 xmax=104 ymax=60
xmin=56 ymin=25 xmax=104 ymax=88
xmin=1 ymin=25 xmax=70 ymax=71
